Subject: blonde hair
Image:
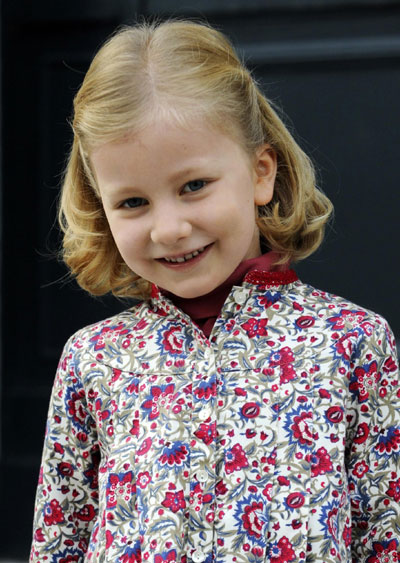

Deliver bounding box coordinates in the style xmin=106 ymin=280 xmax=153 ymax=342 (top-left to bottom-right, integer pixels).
xmin=60 ymin=19 xmax=333 ymax=299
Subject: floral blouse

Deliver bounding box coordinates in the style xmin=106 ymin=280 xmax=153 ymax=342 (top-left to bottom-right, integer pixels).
xmin=30 ymin=270 xmax=400 ymax=563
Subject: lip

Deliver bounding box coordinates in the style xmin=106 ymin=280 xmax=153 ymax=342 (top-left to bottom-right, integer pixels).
xmin=156 ymin=243 xmax=213 ymax=269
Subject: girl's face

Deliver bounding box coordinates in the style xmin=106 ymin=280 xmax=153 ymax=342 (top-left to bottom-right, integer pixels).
xmin=92 ymin=118 xmax=276 ymax=298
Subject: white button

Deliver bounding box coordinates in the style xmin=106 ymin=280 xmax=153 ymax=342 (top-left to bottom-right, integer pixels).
xmin=199 ymin=406 xmax=212 ymax=420
xmin=234 ymin=289 xmax=248 ymax=304
xmin=149 ymin=497 xmax=157 ymax=505
xmin=192 ymin=548 xmax=206 ymax=562
xmin=197 ymin=469 xmax=208 ymax=482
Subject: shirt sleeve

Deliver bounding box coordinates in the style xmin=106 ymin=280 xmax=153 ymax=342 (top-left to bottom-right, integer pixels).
xmin=30 ymin=335 xmax=99 ymax=562
xmin=346 ymin=317 xmax=400 ymax=561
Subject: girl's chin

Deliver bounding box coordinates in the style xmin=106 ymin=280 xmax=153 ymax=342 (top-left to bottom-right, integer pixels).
xmin=161 ymin=277 xmax=221 ymax=299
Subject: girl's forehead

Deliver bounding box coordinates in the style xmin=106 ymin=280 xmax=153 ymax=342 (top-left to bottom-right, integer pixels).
xmin=93 ymin=111 xmax=245 ymax=158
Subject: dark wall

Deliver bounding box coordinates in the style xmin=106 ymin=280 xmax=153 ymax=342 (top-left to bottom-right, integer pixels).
xmin=1 ymin=0 xmax=399 ymax=558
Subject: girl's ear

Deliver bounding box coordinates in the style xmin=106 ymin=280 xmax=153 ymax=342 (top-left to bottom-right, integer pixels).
xmin=253 ymin=144 xmax=277 ymax=206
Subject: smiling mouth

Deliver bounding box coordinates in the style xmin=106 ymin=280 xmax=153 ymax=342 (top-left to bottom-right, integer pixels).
xmin=163 ymin=246 xmax=207 ymax=263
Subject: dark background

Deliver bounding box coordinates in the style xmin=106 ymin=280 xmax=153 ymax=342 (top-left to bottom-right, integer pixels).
xmin=1 ymin=0 xmax=399 ymax=558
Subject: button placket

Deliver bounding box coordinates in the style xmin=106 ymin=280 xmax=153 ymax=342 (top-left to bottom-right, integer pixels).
xmin=188 ymin=355 xmax=217 ymax=562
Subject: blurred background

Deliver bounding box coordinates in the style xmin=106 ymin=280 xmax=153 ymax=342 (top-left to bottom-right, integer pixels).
xmin=1 ymin=0 xmax=399 ymax=559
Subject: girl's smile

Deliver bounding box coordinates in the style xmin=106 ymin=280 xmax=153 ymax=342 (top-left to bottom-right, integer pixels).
xmin=92 ymin=118 xmax=276 ymax=298
xmin=158 ymin=243 xmax=211 ymax=266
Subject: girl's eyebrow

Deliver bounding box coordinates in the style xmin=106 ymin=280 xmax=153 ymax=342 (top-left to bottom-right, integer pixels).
xmin=167 ymin=158 xmax=213 ymax=183
xmin=167 ymin=166 xmax=200 ymax=183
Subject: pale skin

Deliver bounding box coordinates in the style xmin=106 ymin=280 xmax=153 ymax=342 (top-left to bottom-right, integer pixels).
xmin=91 ymin=118 xmax=277 ymax=299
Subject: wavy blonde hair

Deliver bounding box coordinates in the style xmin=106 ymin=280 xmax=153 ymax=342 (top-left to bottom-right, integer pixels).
xmin=60 ymin=19 xmax=333 ymax=299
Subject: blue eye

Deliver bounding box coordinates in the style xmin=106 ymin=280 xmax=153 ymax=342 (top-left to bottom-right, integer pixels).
xmin=122 ymin=197 xmax=147 ymax=208
xmin=182 ymin=180 xmax=207 ymax=193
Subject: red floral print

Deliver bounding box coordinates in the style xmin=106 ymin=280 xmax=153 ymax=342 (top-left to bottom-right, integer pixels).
xmin=90 ymin=324 xmax=131 ymax=351
xmin=215 ymin=480 xmax=228 ymax=496
xmin=224 ymin=443 xmax=249 ymax=474
xmin=161 ymin=326 xmax=184 ymax=355
xmin=43 ymin=499 xmax=65 ymax=526
xmin=269 ymin=536 xmax=296 ymax=562
xmin=33 ymin=528 xmax=45 ymax=542
xmin=285 ymin=492 xmax=305 ymax=509
xmin=386 ymin=478 xmax=400 ymax=502
xmin=57 ymin=462 xmax=74 ymax=477
xmin=106 ymin=472 xmax=134 ymax=509
xmin=159 ymin=443 xmax=188 ymax=466
xmin=328 ymin=309 xmax=366 ymax=330
xmin=120 ymin=545 xmax=142 ymax=563
xmin=325 ymin=405 xmax=344 ymax=424
xmin=269 ymin=347 xmax=297 ymax=384
xmin=310 ymin=447 xmax=333 ymax=476
xmin=241 ymin=500 xmax=265 ymax=538
xmin=326 ymin=506 xmax=339 ymax=541
xmin=352 ymin=460 xmax=369 ymax=478
xmin=74 ymin=504 xmax=96 ymax=522
xmin=240 ymin=318 xmax=268 ymax=338
xmin=290 ymin=410 xmax=315 ymax=447
xmin=241 ymin=402 xmax=260 ymax=419
xmin=334 ymin=331 xmax=358 ymax=361
xmin=366 ymin=539 xmax=400 ymax=563
xmin=155 ymin=550 xmax=177 ymax=563
xmin=295 ymin=316 xmax=315 ymax=329
xmin=161 ymin=490 xmax=186 ymax=513
xmin=136 ymin=471 xmax=151 ymax=489
xmin=141 ymin=384 xmax=177 ymax=420
xmin=342 ymin=523 xmax=352 ymax=548
xmin=194 ymin=421 xmax=217 ymax=445
xmin=353 ymin=422 xmax=370 ymax=444
xmin=350 ymin=361 xmax=379 ymax=402
xmin=375 ymin=427 xmax=400 ymax=454
xmin=383 ymin=356 xmax=398 ymax=374
xmin=194 ymin=380 xmax=217 ymax=400
xmin=66 ymin=389 xmax=87 ymax=427
xmin=137 ymin=437 xmax=152 ymax=456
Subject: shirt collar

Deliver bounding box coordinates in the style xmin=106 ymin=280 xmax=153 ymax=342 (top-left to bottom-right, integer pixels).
xmin=153 ymin=251 xmax=295 ymax=336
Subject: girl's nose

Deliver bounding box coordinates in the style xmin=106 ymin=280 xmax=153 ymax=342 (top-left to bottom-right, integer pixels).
xmin=150 ymin=207 xmax=192 ymax=245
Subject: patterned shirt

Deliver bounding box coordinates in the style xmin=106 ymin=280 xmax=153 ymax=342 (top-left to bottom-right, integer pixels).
xmin=31 ymin=270 xmax=400 ymax=563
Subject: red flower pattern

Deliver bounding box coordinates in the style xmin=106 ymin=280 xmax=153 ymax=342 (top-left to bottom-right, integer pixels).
xmin=161 ymin=326 xmax=185 ymax=355
xmin=161 ymin=490 xmax=186 ymax=513
xmin=350 ymin=361 xmax=380 ymax=402
xmin=43 ymin=499 xmax=65 ymax=526
xmin=141 ymin=384 xmax=177 ymax=420
xmin=269 ymin=536 xmax=296 ymax=563
xmin=310 ymin=447 xmax=333 ymax=476
xmin=106 ymin=472 xmax=134 ymax=509
xmin=241 ymin=500 xmax=265 ymax=538
xmin=155 ymin=550 xmax=177 ymax=563
xmin=386 ymin=478 xmax=400 ymax=502
xmin=194 ymin=421 xmax=217 ymax=445
xmin=241 ymin=318 xmax=268 ymax=338
xmin=366 ymin=540 xmax=400 ymax=563
xmin=290 ymin=411 xmax=315 ymax=447
xmin=224 ymin=443 xmax=249 ymax=474
xmin=269 ymin=347 xmax=297 ymax=384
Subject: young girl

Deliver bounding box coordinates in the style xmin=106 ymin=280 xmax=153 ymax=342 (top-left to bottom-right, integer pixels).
xmin=31 ymin=20 xmax=400 ymax=563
